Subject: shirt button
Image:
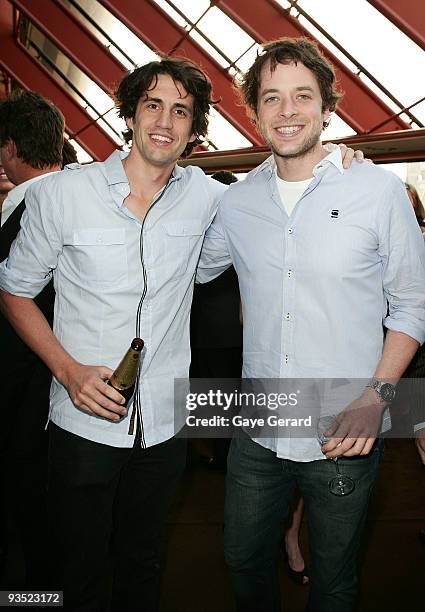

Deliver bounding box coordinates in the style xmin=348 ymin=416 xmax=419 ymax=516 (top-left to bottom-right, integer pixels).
xmin=96 ymin=234 xmax=102 ymax=243
xmin=288 ymin=228 xmax=294 ymax=234
xmin=284 ymin=313 xmax=291 ymax=320
xmin=287 ymin=269 xmax=292 ymax=277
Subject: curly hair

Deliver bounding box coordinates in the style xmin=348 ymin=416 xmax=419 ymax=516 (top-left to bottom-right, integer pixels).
xmin=115 ymin=57 xmax=215 ymax=158
xmin=0 ymin=90 xmax=64 ymax=168
xmin=237 ymin=37 xmax=342 ymax=129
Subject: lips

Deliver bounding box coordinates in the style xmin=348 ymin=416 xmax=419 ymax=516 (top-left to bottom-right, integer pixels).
xmin=149 ymin=133 xmax=174 ymax=146
xmin=276 ymin=125 xmax=304 ymax=136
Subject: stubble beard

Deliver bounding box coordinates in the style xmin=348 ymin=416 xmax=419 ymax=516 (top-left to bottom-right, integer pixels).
xmin=275 ymin=130 xmax=323 ymax=161
xmin=262 ymin=122 xmax=323 ymax=161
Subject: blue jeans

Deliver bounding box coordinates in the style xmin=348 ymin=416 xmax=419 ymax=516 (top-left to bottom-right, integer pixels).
xmin=224 ymin=434 xmax=383 ymax=612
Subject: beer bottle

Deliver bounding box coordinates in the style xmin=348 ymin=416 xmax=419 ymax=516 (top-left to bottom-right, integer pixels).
xmin=108 ymin=338 xmax=144 ymax=406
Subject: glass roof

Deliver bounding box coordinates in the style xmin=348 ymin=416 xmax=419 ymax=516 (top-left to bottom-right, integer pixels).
xmin=20 ymin=0 xmax=425 ymax=166
xmin=290 ymin=0 xmax=425 ymax=125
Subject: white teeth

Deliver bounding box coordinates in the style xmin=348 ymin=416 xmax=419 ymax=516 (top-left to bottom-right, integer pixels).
xmin=151 ymin=134 xmax=172 ymax=143
xmin=277 ymin=126 xmax=302 ymax=134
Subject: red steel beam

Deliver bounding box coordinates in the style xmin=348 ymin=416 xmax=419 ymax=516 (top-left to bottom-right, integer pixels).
xmin=216 ymin=0 xmax=410 ymax=134
xmin=182 ymin=128 xmax=425 ymax=172
xmin=0 ymin=1 xmax=116 ymax=160
xmin=9 ymin=0 xmax=125 ymax=96
xmin=368 ymin=0 xmax=425 ymax=51
xmin=98 ymin=0 xmax=262 ymax=145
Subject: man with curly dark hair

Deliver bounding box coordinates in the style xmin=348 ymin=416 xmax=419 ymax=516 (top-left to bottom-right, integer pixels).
xmin=0 ymin=57 xmax=225 ymax=611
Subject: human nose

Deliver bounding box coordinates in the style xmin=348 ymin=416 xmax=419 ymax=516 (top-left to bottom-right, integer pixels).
xmin=156 ymin=108 xmax=173 ymax=129
xmin=278 ymin=98 xmax=297 ymax=118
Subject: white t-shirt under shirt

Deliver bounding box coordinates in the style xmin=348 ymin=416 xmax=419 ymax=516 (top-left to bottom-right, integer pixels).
xmin=275 ymin=170 xmax=313 ymax=217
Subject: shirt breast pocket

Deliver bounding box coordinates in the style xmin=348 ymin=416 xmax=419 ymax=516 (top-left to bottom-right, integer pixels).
xmin=164 ymin=220 xmax=204 ymax=278
xmin=70 ymin=228 xmax=128 ymax=287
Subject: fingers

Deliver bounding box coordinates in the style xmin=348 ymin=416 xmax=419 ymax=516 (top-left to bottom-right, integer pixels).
xmin=353 ymin=149 xmax=364 ymax=163
xmin=341 ymin=437 xmax=375 ymax=457
xmin=67 ymin=364 xmax=128 ymax=421
xmin=323 ymin=436 xmax=376 ymax=458
xmin=75 ymin=383 xmax=127 ymax=420
xmin=339 ymin=146 xmax=364 ymax=169
xmin=78 ymin=397 xmax=125 ymax=421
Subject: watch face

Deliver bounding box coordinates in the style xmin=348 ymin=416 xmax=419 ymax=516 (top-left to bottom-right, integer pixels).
xmin=380 ymin=383 xmax=396 ymax=402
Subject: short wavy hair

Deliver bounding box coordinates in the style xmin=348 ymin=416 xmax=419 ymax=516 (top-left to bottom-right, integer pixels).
xmin=115 ymin=57 xmax=215 ymax=158
xmin=0 ymin=90 xmax=64 ymax=168
xmin=238 ymin=37 xmax=342 ymax=129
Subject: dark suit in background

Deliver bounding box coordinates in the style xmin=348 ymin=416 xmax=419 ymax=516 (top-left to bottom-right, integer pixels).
xmin=0 ymin=198 xmax=55 ymax=587
xmin=190 ymin=266 xmax=242 ymax=466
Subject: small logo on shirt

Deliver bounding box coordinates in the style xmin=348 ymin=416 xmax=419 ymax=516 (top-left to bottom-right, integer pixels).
xmin=330 ymin=209 xmax=339 ymax=218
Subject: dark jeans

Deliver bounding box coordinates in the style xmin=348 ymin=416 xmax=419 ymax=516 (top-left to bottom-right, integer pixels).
xmin=224 ymin=434 xmax=382 ymax=612
xmin=48 ymin=424 xmax=187 ymax=612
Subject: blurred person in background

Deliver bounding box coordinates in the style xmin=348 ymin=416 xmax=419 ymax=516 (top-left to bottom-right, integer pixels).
xmin=405 ymin=182 xmax=425 ymax=232
xmin=0 ymin=90 xmax=64 ymax=589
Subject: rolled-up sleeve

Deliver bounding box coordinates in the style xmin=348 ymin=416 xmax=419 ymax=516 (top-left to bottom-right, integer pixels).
xmin=380 ymin=175 xmax=425 ymax=344
xmin=0 ymin=177 xmax=63 ymax=298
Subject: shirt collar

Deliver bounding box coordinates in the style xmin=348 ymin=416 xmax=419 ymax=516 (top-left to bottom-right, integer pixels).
xmin=251 ymin=143 xmax=344 ymax=180
xmin=314 ymin=143 xmax=344 ymax=176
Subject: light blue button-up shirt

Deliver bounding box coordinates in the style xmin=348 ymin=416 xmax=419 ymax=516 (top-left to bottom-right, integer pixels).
xmin=197 ymin=148 xmax=425 ymax=461
xmin=0 ymin=150 xmax=225 ymax=448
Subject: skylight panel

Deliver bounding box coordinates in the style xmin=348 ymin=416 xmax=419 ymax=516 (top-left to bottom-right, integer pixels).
xmin=149 ymin=0 xmax=187 ymax=28
xmin=66 ymin=137 xmax=93 ymax=163
xmin=66 ymin=0 xmax=158 ymax=67
xmin=295 ymin=0 xmax=425 ymax=125
xmin=235 ymin=43 xmax=263 ymax=74
xmin=207 ymin=107 xmax=252 ymax=150
xmin=188 ymin=30 xmax=229 ymax=68
xmin=321 ymin=114 xmax=356 ymax=141
xmin=197 ymin=6 xmax=256 ymax=63
xmin=162 ymin=0 xmax=211 ymax=23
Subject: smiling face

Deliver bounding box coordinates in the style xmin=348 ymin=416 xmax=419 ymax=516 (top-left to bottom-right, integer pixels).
xmin=127 ymin=73 xmax=196 ymax=170
xmin=256 ymin=60 xmax=330 ymax=161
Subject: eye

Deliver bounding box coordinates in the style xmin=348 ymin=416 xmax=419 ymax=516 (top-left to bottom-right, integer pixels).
xmin=175 ymin=108 xmax=188 ymax=117
xmin=264 ymin=95 xmax=279 ymax=104
xmin=297 ymin=94 xmax=312 ymax=101
xmin=146 ymin=102 xmax=159 ymax=110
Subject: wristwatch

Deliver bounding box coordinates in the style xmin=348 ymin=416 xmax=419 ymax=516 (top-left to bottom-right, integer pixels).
xmin=366 ymin=379 xmax=396 ymax=404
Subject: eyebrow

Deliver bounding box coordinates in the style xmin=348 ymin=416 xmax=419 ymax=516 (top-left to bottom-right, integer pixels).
xmin=144 ymin=95 xmax=192 ymax=112
xmin=260 ymin=86 xmax=315 ymax=96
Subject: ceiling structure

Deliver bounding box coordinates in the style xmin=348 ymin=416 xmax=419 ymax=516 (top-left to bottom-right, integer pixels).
xmin=0 ymin=0 xmax=424 ymax=169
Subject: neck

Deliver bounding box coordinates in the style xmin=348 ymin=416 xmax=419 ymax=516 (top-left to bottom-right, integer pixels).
xmin=15 ymin=164 xmax=61 ymax=185
xmin=275 ymin=141 xmax=328 ymax=181
xmin=123 ymin=149 xmax=175 ymax=198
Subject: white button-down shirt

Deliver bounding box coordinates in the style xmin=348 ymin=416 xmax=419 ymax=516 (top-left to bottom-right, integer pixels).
xmin=0 ymin=151 xmax=225 ymax=448
xmin=197 ymin=148 xmax=425 ymax=461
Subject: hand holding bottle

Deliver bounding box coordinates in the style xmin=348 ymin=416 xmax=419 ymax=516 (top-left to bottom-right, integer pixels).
xmin=60 ymin=361 xmax=127 ymax=421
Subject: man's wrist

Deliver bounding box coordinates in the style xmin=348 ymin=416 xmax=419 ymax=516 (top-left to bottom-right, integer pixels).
xmin=365 ymin=378 xmax=396 ymax=405
xmin=361 ymin=386 xmax=387 ymax=410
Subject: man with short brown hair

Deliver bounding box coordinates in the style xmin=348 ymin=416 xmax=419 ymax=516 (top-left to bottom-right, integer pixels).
xmin=198 ymin=38 xmax=425 ymax=611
